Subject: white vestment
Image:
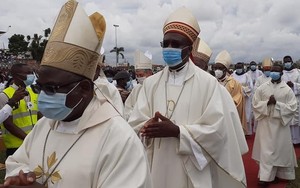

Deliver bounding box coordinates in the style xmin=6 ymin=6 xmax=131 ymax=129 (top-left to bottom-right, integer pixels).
xmin=94 ymin=76 xmax=124 ymax=116
xmin=124 ymin=84 xmax=143 ymax=121
xmin=5 ymin=96 xmax=152 ymax=188
xmin=247 ymin=69 xmax=263 ymax=86
xmin=254 ymin=74 xmax=271 ymax=91
xmin=129 ymin=61 xmax=247 ymax=188
xmin=282 ymin=69 xmax=300 ymax=144
xmin=252 ymin=80 xmax=298 ymax=181
xmin=232 ymin=72 xmax=254 ymax=135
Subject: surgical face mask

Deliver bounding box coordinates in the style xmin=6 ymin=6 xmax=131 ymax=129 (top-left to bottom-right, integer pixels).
xmin=137 ymin=77 xmax=146 ymax=84
xmin=264 ymin=71 xmax=271 ymax=77
xmin=38 ymin=83 xmax=82 ymax=121
xmin=125 ymin=81 xmax=131 ymax=90
xmin=214 ymin=69 xmax=224 ymax=79
xmin=107 ymin=77 xmax=113 ymax=83
xmin=162 ymin=47 xmax=186 ymax=67
xmin=236 ymin=68 xmax=243 ymax=74
xmin=284 ymin=62 xmax=292 ymax=69
xmin=250 ymin=65 xmax=256 ymax=71
xmin=24 ymin=74 xmax=35 ymax=86
xmin=270 ymin=71 xmax=281 ymax=81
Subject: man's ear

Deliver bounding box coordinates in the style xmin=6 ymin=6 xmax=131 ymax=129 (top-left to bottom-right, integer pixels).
xmin=79 ymin=80 xmax=93 ymax=95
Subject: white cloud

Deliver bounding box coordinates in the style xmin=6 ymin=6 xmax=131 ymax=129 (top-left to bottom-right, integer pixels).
xmin=1 ymin=0 xmax=300 ymax=66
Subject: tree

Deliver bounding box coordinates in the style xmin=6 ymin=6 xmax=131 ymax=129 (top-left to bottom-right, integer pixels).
xmin=110 ymin=47 xmax=124 ymax=66
xmin=27 ymin=28 xmax=51 ymax=62
xmin=8 ymin=34 xmax=28 ymax=55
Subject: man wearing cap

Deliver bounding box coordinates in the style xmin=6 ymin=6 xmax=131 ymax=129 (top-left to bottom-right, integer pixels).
xmin=2 ymin=1 xmax=152 ymax=188
xmin=129 ymin=7 xmax=247 ymax=188
xmin=113 ymin=70 xmax=131 ymax=103
xmin=124 ymin=50 xmax=153 ymax=121
xmin=213 ymin=50 xmax=247 ymax=134
xmin=282 ymin=55 xmax=300 ymax=144
xmin=191 ymin=37 xmax=212 ymax=71
xmin=94 ymin=54 xmax=124 ymax=116
xmin=252 ymin=63 xmax=297 ymax=186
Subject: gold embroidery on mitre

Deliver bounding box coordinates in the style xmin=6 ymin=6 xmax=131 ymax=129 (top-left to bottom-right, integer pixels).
xmin=42 ymin=41 xmax=99 ymax=80
xmin=89 ymin=12 xmax=106 ymax=51
xmin=49 ymin=0 xmax=78 ymax=42
xmin=163 ymin=22 xmax=199 ymax=42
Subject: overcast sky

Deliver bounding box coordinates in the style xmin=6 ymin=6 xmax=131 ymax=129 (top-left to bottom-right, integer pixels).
xmin=1 ymin=0 xmax=300 ymax=66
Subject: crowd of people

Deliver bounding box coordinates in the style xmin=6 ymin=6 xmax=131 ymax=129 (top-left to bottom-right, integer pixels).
xmin=0 ymin=1 xmax=299 ymax=188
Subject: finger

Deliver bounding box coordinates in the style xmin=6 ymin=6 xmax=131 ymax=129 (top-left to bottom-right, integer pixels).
xmin=26 ymin=172 xmax=36 ymax=183
xmin=155 ymin=112 xmax=169 ymax=122
xmin=18 ymin=170 xmax=28 ymax=185
xmin=4 ymin=176 xmax=19 ymax=186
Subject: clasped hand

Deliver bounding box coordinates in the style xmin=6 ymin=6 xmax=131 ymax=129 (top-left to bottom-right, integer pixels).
xmin=267 ymin=95 xmax=276 ymax=106
xmin=0 ymin=170 xmax=45 ymax=188
xmin=140 ymin=111 xmax=180 ymax=138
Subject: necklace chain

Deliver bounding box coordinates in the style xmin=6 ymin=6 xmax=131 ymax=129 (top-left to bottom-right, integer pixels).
xmin=42 ymin=128 xmax=87 ymax=186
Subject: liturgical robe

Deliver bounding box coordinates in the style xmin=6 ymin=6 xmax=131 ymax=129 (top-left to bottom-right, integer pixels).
xmin=129 ymin=61 xmax=247 ymax=188
xmin=252 ymin=80 xmax=298 ymax=181
xmin=5 ymin=96 xmax=152 ymax=188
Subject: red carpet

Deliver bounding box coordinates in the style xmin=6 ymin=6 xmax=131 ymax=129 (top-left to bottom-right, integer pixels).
xmin=243 ymin=134 xmax=300 ymax=188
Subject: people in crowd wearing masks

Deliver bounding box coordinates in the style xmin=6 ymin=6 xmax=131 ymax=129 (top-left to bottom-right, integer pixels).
xmin=93 ymin=54 xmax=124 ymax=117
xmin=281 ymin=55 xmax=300 ymax=144
xmin=113 ymin=70 xmax=131 ymax=103
xmin=232 ymin=62 xmax=254 ymax=135
xmin=0 ymin=63 xmax=40 ymax=157
xmin=2 ymin=1 xmax=152 ymax=187
xmin=247 ymin=61 xmax=263 ymax=86
xmin=129 ymin=7 xmax=247 ymax=188
xmin=252 ymin=63 xmax=297 ymax=186
xmin=124 ymin=50 xmax=153 ymax=121
xmin=191 ymin=37 xmax=212 ymax=71
xmin=214 ymin=51 xmax=247 ymax=134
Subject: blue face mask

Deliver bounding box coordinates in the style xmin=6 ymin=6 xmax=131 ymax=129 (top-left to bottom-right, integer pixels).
xmin=264 ymin=71 xmax=270 ymax=77
xmin=125 ymin=81 xmax=131 ymax=90
xmin=107 ymin=77 xmax=113 ymax=83
xmin=270 ymin=71 xmax=281 ymax=81
xmin=38 ymin=83 xmax=82 ymax=121
xmin=236 ymin=68 xmax=243 ymax=74
xmin=162 ymin=48 xmax=183 ymax=67
xmin=250 ymin=65 xmax=256 ymax=71
xmin=284 ymin=62 xmax=292 ymax=69
xmin=24 ymin=74 xmax=35 ymax=86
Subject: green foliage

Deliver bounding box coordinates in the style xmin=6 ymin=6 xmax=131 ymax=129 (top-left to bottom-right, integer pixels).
xmin=8 ymin=34 xmax=28 ymax=55
xmin=27 ymin=28 xmax=51 ymax=62
xmin=110 ymin=47 xmax=125 ymax=64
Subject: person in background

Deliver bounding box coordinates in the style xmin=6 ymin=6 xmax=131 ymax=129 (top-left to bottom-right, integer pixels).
xmin=213 ymin=50 xmax=247 ymax=134
xmin=129 ymin=7 xmax=247 ymax=188
xmin=2 ymin=1 xmax=152 ymax=188
xmin=124 ymin=50 xmax=153 ymax=121
xmin=254 ymin=57 xmax=273 ymax=91
xmin=113 ymin=70 xmax=131 ymax=103
xmin=191 ymin=37 xmax=212 ymax=71
xmin=94 ymin=51 xmax=124 ymax=117
xmin=232 ymin=62 xmax=253 ymax=135
xmin=281 ymin=55 xmax=300 ymax=144
xmin=0 ymin=63 xmax=39 ymax=157
xmin=247 ymin=61 xmax=263 ymax=86
xmin=252 ymin=63 xmax=297 ymax=186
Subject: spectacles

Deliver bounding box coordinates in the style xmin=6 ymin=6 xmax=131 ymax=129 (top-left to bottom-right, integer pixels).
xmin=160 ymin=41 xmax=182 ymax=48
xmin=31 ymin=80 xmax=82 ymax=95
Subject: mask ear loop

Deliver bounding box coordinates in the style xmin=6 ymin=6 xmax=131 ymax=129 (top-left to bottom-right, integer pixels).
xmin=66 ymin=82 xmax=83 ymax=109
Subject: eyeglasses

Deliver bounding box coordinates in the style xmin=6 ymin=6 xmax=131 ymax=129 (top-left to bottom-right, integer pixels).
xmin=160 ymin=41 xmax=182 ymax=48
xmin=31 ymin=80 xmax=82 ymax=95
